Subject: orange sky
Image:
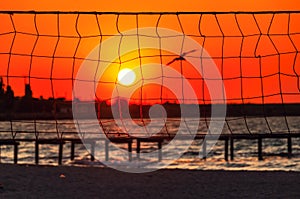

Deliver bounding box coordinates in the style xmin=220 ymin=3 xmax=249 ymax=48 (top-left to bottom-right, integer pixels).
xmin=0 ymin=1 xmax=300 ymax=104
xmin=0 ymin=1 xmax=300 ymax=12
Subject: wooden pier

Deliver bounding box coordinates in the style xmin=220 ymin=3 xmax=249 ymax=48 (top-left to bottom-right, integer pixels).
xmin=0 ymin=133 xmax=299 ymax=165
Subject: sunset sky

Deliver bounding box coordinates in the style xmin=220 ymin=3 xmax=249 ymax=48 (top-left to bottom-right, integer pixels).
xmin=0 ymin=1 xmax=300 ymax=104
xmin=0 ymin=1 xmax=299 ymax=12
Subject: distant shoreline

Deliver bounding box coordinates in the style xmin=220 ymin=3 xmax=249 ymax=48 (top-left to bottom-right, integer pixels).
xmin=1 ymin=103 xmax=300 ymax=121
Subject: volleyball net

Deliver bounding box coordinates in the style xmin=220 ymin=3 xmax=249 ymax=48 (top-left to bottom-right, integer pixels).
xmin=0 ymin=11 xmax=300 ymax=140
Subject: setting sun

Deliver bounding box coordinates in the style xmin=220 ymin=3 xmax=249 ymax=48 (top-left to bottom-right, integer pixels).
xmin=117 ymin=68 xmax=136 ymax=86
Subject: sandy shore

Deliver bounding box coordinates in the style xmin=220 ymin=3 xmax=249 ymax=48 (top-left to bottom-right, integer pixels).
xmin=0 ymin=164 xmax=300 ymax=198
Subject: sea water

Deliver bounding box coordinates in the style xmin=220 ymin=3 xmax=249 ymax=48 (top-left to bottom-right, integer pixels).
xmin=0 ymin=117 xmax=300 ymax=171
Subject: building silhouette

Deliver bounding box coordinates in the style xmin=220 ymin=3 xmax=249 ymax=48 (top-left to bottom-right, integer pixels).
xmin=5 ymin=85 xmax=14 ymax=110
xmin=24 ymin=84 xmax=33 ymax=99
xmin=18 ymin=84 xmax=33 ymax=112
xmin=0 ymin=77 xmax=4 ymax=98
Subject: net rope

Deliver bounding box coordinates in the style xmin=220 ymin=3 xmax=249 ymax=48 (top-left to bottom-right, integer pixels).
xmin=0 ymin=11 xmax=300 ymax=141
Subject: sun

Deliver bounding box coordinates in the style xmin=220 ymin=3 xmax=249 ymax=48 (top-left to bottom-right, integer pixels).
xmin=117 ymin=68 xmax=136 ymax=86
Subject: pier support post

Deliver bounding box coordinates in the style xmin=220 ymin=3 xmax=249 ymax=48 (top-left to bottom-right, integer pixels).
xmin=128 ymin=142 xmax=132 ymax=161
xmin=70 ymin=141 xmax=75 ymax=160
xmin=224 ymin=138 xmax=229 ymax=161
xmin=105 ymin=140 xmax=109 ymax=161
xmin=14 ymin=143 xmax=18 ymax=164
xmin=90 ymin=142 xmax=95 ymax=161
xmin=14 ymin=143 xmax=19 ymax=164
xmin=202 ymin=139 xmax=207 ymax=160
xmin=158 ymin=141 xmax=162 ymax=161
xmin=288 ymin=137 xmax=292 ymax=159
xmin=230 ymin=138 xmax=234 ymax=161
xmin=58 ymin=142 xmax=63 ymax=165
xmin=136 ymin=139 xmax=140 ymax=159
xmin=35 ymin=141 xmax=39 ymax=164
xmin=258 ymin=137 xmax=263 ymax=161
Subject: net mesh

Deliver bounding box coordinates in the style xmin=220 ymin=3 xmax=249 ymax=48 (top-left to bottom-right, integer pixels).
xmin=0 ymin=11 xmax=300 ymax=141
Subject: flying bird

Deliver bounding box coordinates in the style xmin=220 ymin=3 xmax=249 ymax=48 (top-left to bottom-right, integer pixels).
xmin=166 ymin=49 xmax=198 ymax=66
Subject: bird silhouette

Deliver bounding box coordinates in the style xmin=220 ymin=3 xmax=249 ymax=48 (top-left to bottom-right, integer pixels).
xmin=166 ymin=49 xmax=197 ymax=66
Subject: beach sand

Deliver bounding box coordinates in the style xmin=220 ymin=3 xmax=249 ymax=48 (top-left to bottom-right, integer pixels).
xmin=0 ymin=164 xmax=300 ymax=198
